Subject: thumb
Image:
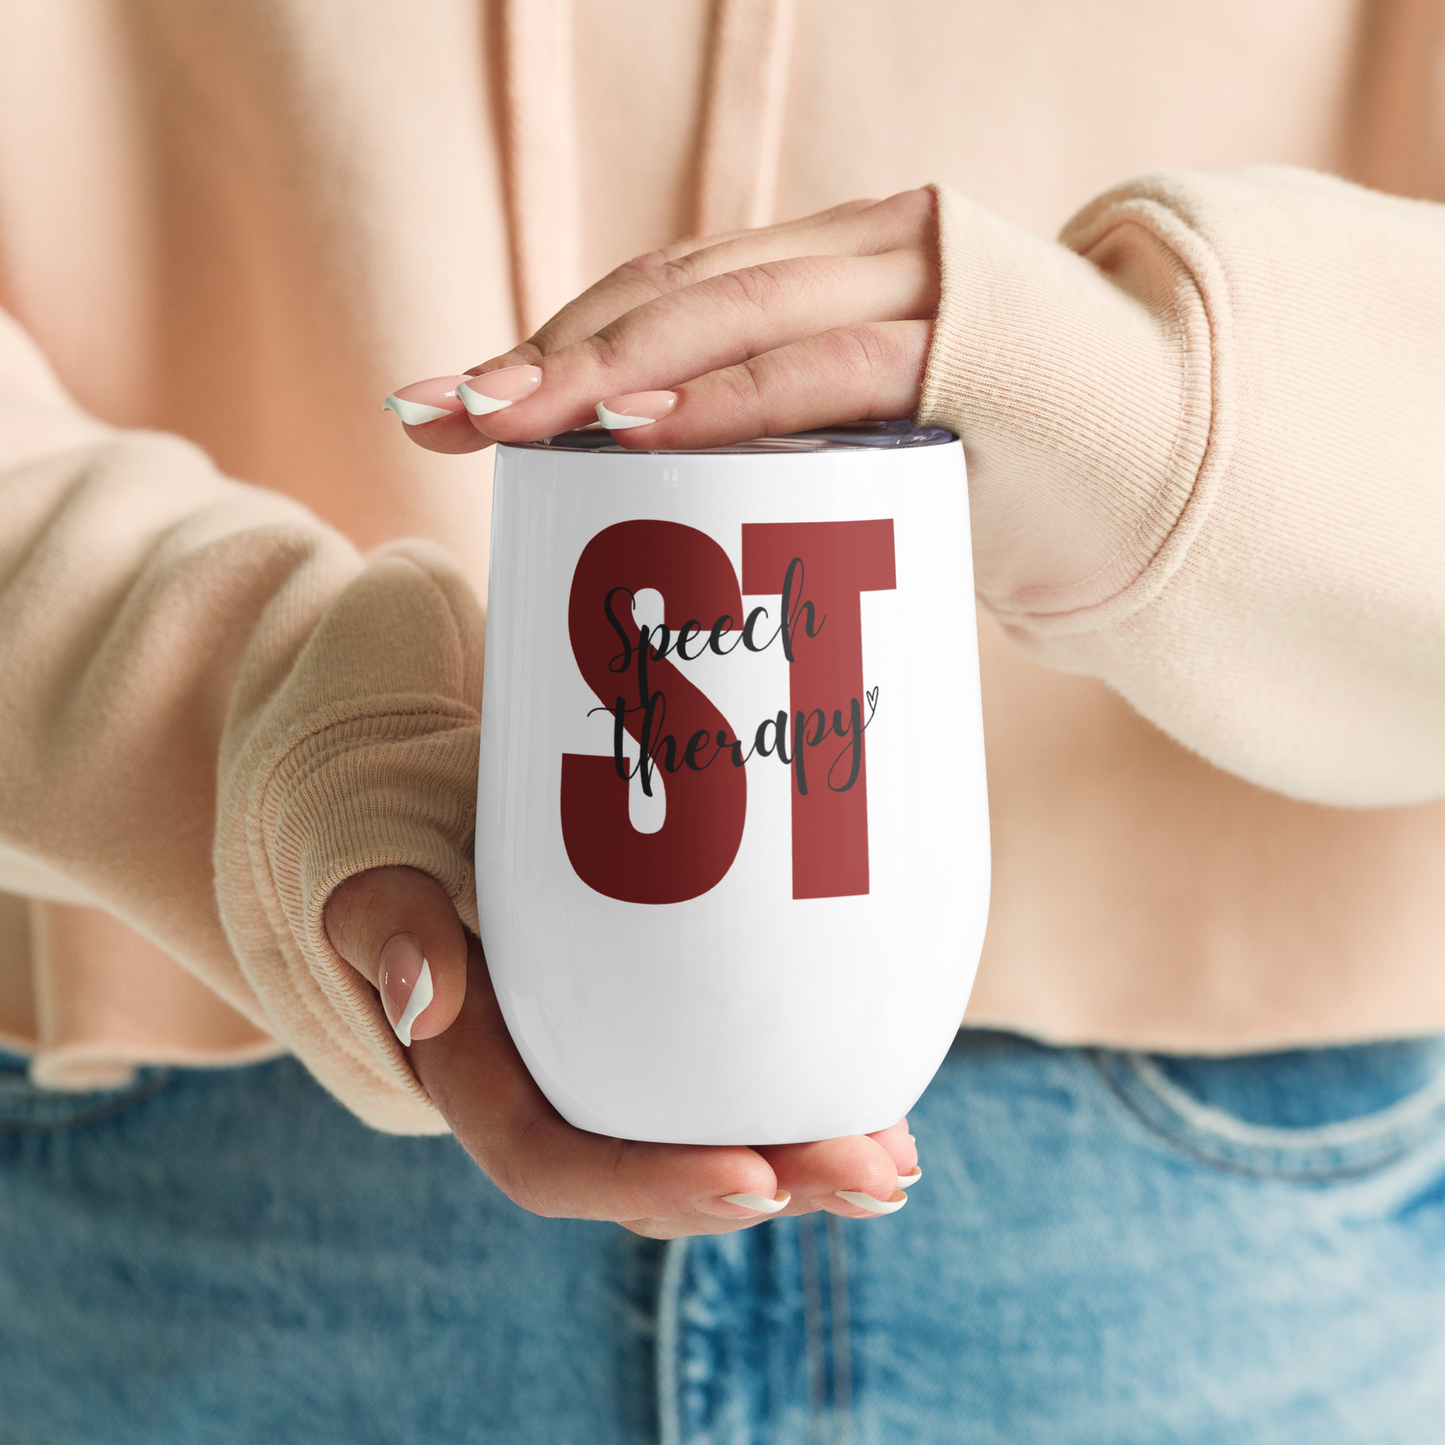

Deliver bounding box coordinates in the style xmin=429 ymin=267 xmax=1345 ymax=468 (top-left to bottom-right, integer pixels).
xmin=323 ymin=865 xmax=469 ymax=1044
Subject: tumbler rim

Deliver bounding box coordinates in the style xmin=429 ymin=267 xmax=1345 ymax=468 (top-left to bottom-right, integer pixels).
xmin=507 ymin=419 xmax=957 ymax=455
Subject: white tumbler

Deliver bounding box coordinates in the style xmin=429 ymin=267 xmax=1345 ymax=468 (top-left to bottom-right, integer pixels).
xmin=476 ymin=422 xmax=989 ymax=1144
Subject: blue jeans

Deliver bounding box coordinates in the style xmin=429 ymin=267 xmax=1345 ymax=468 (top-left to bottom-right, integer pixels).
xmin=3 ymin=1031 xmax=1444 ymax=1444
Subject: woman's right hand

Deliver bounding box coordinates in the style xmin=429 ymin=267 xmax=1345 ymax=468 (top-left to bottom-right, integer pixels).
xmin=383 ymin=190 xmax=938 ymax=456
xmin=323 ymin=866 xmax=917 ymax=1238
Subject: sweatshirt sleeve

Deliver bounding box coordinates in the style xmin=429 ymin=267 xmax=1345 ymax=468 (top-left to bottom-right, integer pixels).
xmin=0 ymin=310 xmax=478 ymax=1133
xmin=917 ymin=167 xmax=1445 ymax=806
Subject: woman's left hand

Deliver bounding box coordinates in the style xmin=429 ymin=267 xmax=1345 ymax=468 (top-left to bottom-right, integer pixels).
xmin=324 ymin=867 xmax=918 ymax=1240
xmin=386 ymin=189 xmax=938 ymax=452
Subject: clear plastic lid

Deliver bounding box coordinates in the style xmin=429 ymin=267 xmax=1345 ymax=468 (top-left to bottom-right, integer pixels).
xmin=509 ymin=419 xmax=956 ymax=454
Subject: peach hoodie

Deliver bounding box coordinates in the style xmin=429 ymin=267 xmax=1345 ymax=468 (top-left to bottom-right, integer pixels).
xmin=2 ymin=0 xmax=1445 ymax=1130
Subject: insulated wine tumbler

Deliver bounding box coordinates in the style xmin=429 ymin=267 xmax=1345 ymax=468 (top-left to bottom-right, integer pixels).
xmin=476 ymin=423 xmax=989 ymax=1144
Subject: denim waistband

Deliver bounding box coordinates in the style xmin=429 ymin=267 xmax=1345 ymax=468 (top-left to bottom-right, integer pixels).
xmin=1092 ymin=1035 xmax=1445 ymax=1181
xmin=0 ymin=1049 xmax=174 ymax=1132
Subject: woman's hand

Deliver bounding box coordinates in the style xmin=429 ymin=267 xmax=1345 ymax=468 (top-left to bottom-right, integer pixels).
xmin=324 ymin=867 xmax=918 ymax=1239
xmin=385 ymin=189 xmax=938 ymax=453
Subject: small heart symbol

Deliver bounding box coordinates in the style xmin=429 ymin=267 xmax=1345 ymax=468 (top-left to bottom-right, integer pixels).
xmin=866 ymin=687 xmax=879 ymax=710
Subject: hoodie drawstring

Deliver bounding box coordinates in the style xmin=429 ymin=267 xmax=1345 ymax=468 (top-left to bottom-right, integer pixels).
xmin=500 ymin=0 xmax=795 ymax=338
xmin=695 ymin=0 xmax=797 ymax=235
xmin=500 ymin=0 xmax=583 ymax=337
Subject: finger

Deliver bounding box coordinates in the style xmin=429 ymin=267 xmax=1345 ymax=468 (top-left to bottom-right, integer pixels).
xmin=400 ymin=410 xmax=494 ymax=454
xmin=868 ymin=1119 xmax=922 ymax=1186
xmin=576 ymin=196 xmax=883 ymax=307
xmin=415 ymin=941 xmax=790 ymax=1226
xmin=649 ymin=196 xmax=883 ymax=269
xmin=599 ymin=319 xmax=932 ymax=451
xmin=615 ymin=1207 xmax=788 ymax=1242
xmin=756 ymin=1129 xmax=910 ymax=1220
xmin=380 ymin=374 xmax=494 ymax=453
xmin=472 ymin=190 xmax=934 ymax=373
xmin=323 ymin=865 xmax=468 ymax=1044
xmin=465 ymin=250 xmax=938 ymax=445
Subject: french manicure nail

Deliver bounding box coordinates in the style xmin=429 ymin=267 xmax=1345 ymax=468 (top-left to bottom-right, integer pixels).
xmin=836 ymin=1189 xmax=908 ymax=1215
xmin=382 ymin=375 xmax=469 ymax=426
xmin=596 ymin=391 xmax=677 ymax=430
xmin=897 ymin=1167 xmax=922 ymax=1188
xmin=456 ymin=364 xmax=543 ymax=415
xmin=378 ymin=935 xmax=434 ymax=1047
xmin=720 ymin=1190 xmax=790 ymax=1214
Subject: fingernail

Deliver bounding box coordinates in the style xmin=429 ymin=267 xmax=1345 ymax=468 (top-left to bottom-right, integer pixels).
xmin=596 ymin=391 xmax=677 ymax=430
xmin=378 ymin=935 xmax=434 ymax=1047
xmin=382 ymin=375 xmax=468 ymax=426
xmin=720 ymin=1190 xmax=790 ymax=1215
xmin=897 ymin=1167 xmax=922 ymax=1188
xmin=836 ymin=1189 xmax=908 ymax=1215
xmin=456 ymin=364 xmax=543 ymax=416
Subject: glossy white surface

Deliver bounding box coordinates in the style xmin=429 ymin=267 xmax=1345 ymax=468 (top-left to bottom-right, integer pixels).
xmin=381 ymin=394 xmax=450 ymax=426
xmin=392 ymin=959 xmax=434 ymax=1048
xmin=595 ymin=402 xmax=658 ymax=430
xmin=477 ymin=440 xmax=989 ymax=1143
xmin=456 ymin=378 xmax=516 ymax=415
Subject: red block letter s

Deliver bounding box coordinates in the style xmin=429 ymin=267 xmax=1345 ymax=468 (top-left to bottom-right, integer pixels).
xmin=562 ymin=520 xmax=746 ymax=904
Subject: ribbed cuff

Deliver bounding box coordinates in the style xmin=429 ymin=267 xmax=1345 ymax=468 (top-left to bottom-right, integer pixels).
xmin=216 ymin=543 xmax=485 ymax=1134
xmin=918 ymin=181 xmax=1216 ymax=625
xmin=238 ymin=706 xmax=479 ymax=1133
